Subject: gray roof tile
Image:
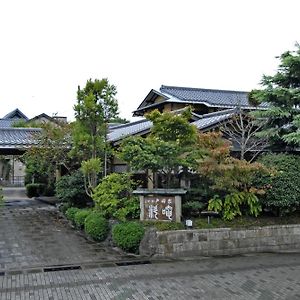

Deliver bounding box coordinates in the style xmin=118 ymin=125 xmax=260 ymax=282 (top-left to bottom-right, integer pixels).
xmin=0 ymin=119 xmax=15 ymax=128
xmin=192 ymin=109 xmax=235 ymax=130
xmin=108 ymin=110 xmax=236 ymax=142
xmin=160 ymin=85 xmax=268 ymax=109
xmin=0 ymin=128 xmax=41 ymax=148
xmin=108 ymin=119 xmax=152 ymax=142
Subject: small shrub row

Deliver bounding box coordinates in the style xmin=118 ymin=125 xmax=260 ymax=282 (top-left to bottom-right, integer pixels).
xmin=63 ymin=207 xmax=145 ymax=252
xmin=26 ymin=183 xmax=46 ymax=198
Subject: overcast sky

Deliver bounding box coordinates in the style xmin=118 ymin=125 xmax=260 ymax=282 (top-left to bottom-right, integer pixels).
xmin=0 ymin=0 xmax=299 ymax=121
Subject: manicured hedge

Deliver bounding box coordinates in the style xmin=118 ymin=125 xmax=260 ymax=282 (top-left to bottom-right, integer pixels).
xmin=74 ymin=209 xmax=91 ymax=229
xmin=84 ymin=212 xmax=109 ymax=241
xmin=112 ymin=222 xmax=145 ymax=253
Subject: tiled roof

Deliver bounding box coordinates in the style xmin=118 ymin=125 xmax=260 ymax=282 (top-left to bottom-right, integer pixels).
xmin=108 ymin=119 xmax=152 ymax=143
xmin=108 ymin=110 xmax=236 ymax=143
xmin=0 ymin=119 xmax=15 ymax=128
xmin=160 ymin=85 xmax=268 ymax=109
xmin=3 ymin=108 xmax=28 ymax=120
xmin=0 ymin=128 xmax=41 ymax=148
xmin=192 ymin=109 xmax=236 ymax=130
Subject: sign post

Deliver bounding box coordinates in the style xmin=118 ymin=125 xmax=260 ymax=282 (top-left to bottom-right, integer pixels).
xmin=133 ymin=189 xmax=186 ymax=223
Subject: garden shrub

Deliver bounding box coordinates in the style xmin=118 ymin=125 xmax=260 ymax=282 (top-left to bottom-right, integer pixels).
xmin=74 ymin=209 xmax=91 ymax=229
xmin=84 ymin=212 xmax=109 ymax=241
xmin=182 ymin=201 xmax=206 ymax=218
xmin=112 ymin=222 xmax=145 ymax=253
xmin=254 ymin=153 xmax=300 ymax=215
xmin=59 ymin=202 xmax=71 ymax=214
xmin=142 ymin=221 xmax=185 ymax=231
xmin=25 ymin=183 xmax=46 ymax=198
xmin=55 ymin=170 xmax=90 ymax=207
xmin=92 ymin=173 xmax=139 ymax=221
xmin=65 ymin=207 xmax=80 ymax=223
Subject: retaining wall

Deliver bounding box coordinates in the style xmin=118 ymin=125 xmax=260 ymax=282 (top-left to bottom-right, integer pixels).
xmin=139 ymin=224 xmax=300 ymax=257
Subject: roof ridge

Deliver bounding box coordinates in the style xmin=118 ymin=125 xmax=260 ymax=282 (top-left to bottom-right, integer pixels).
xmin=160 ymin=85 xmax=248 ymax=94
xmin=199 ymin=108 xmax=237 ymax=119
xmin=0 ymin=127 xmax=42 ymax=131
xmin=110 ymin=118 xmax=148 ymax=130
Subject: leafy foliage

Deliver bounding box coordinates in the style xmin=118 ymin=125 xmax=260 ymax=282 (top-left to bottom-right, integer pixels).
xmin=25 ymin=183 xmax=46 ymax=198
xmin=74 ymin=209 xmax=91 ymax=229
xmin=182 ymin=201 xmax=205 ymax=218
xmin=250 ymin=45 xmax=300 ymax=149
xmin=84 ymin=212 xmax=109 ymax=241
xmin=71 ymin=78 xmax=118 ymax=161
xmin=197 ymin=132 xmax=267 ymax=220
xmin=112 ymin=222 xmax=145 ymax=253
xmin=92 ymin=173 xmax=139 ymax=221
xmin=65 ymin=207 xmax=80 ymax=223
xmin=254 ymin=153 xmax=300 ymax=215
xmin=55 ymin=170 xmax=90 ymax=207
xmin=23 ymin=122 xmax=72 ymax=193
xmin=81 ymin=158 xmax=102 ymax=196
xmin=208 ymin=192 xmax=262 ymax=221
xmin=119 ymin=109 xmax=203 ymax=188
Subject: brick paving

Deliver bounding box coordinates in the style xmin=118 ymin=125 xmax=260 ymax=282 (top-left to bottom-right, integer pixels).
xmin=0 ymin=253 xmax=299 ymax=299
xmin=1 ymin=188 xmax=300 ymax=299
xmin=0 ymin=188 xmax=134 ymax=273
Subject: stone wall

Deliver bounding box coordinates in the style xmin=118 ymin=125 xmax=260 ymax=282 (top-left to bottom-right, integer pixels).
xmin=139 ymin=225 xmax=300 ymax=257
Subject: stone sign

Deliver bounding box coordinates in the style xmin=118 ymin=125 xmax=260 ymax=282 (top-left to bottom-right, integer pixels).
xmin=144 ymin=196 xmax=176 ymax=221
xmin=133 ymin=189 xmax=186 ymax=223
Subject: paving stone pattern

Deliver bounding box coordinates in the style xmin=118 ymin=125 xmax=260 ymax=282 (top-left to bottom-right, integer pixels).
xmin=0 ymin=253 xmax=300 ymax=299
xmin=1 ymin=188 xmax=300 ymax=299
xmin=0 ymin=193 xmax=133 ymax=272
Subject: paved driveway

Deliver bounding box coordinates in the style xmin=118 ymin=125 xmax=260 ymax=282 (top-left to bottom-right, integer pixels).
xmin=0 ymin=253 xmax=300 ymax=299
xmin=0 ymin=188 xmax=134 ymax=273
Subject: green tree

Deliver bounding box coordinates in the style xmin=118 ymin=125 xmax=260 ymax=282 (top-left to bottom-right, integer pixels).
xmin=23 ymin=122 xmax=72 ymax=193
xmin=71 ymin=78 xmax=119 ymax=194
xmin=250 ymin=45 xmax=300 ymax=149
xmin=72 ymin=78 xmax=118 ymax=161
xmin=119 ymin=109 xmax=203 ymax=188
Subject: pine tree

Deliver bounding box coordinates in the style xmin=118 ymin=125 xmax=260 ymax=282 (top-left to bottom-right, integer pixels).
xmin=250 ymin=44 xmax=300 ymax=150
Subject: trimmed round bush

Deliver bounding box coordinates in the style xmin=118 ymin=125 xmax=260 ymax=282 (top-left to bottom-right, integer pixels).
xmin=25 ymin=183 xmax=46 ymax=198
xmin=74 ymin=209 xmax=91 ymax=229
xmin=112 ymin=222 xmax=145 ymax=253
xmin=84 ymin=212 xmax=109 ymax=241
xmin=65 ymin=207 xmax=80 ymax=223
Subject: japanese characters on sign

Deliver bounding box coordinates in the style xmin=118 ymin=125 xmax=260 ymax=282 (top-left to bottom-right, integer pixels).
xmin=144 ymin=196 xmax=176 ymax=221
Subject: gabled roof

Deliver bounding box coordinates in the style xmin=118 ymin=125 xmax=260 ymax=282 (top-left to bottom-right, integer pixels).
xmin=0 ymin=128 xmax=41 ymax=149
xmin=133 ymin=85 xmax=268 ymax=116
xmin=108 ymin=119 xmax=152 ymax=143
xmin=160 ymin=85 xmax=268 ymax=109
xmin=109 ymin=109 xmax=236 ymax=143
xmin=3 ymin=108 xmax=28 ymax=120
xmin=192 ymin=109 xmax=236 ymax=131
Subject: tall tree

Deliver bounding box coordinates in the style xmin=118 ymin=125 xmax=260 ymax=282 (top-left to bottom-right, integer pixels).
xmin=72 ymin=78 xmax=118 ymax=160
xmin=71 ymin=78 xmax=119 ymax=195
xmin=249 ymin=45 xmax=300 ymax=150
